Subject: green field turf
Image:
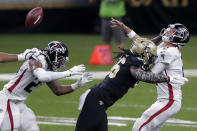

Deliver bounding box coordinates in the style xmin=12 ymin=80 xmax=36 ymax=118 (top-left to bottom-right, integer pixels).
xmin=0 ymin=78 xmax=196 ymax=131
xmin=0 ymin=34 xmax=196 ymax=131
xmin=0 ymin=34 xmax=196 ymax=72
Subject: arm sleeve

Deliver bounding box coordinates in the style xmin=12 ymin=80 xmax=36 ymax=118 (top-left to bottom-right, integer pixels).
xmin=33 ymin=68 xmax=71 ymax=82
xmin=130 ymin=67 xmax=169 ymax=83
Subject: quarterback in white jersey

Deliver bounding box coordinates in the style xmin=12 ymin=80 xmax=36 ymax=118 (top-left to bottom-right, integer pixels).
xmin=111 ymin=18 xmax=189 ymax=131
xmin=0 ymin=41 xmax=92 ymax=131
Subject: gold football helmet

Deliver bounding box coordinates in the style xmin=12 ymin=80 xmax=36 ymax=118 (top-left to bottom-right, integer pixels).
xmin=130 ymin=38 xmax=157 ymax=64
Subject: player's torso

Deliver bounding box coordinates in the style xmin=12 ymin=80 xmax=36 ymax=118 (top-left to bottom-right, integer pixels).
xmin=3 ymin=54 xmax=48 ymax=101
xmin=92 ymin=55 xmax=144 ymax=107
xmin=155 ymin=44 xmax=183 ymax=100
xmin=157 ymin=46 xmax=183 ymax=72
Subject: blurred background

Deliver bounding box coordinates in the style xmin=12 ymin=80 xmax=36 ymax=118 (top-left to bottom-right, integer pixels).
xmin=0 ymin=0 xmax=197 ymax=131
xmin=0 ymin=0 xmax=196 ymax=34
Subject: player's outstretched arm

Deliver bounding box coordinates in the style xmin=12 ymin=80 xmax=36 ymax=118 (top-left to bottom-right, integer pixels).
xmin=151 ymin=36 xmax=162 ymax=46
xmin=46 ymin=81 xmax=74 ymax=95
xmin=130 ymin=66 xmax=169 ymax=83
xmin=0 ymin=52 xmax=18 ymax=62
xmin=130 ymin=66 xmax=188 ymax=85
xmin=111 ymin=18 xmax=140 ymax=41
xmin=29 ymin=60 xmax=86 ymax=82
xmin=46 ymin=73 xmax=93 ymax=96
xmin=0 ymin=48 xmax=39 ymax=63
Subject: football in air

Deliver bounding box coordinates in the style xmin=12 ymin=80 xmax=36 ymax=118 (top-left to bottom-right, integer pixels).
xmin=25 ymin=7 xmax=43 ymax=29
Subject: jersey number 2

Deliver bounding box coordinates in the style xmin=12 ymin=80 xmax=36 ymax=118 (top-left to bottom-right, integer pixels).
xmin=109 ymin=57 xmax=126 ymax=78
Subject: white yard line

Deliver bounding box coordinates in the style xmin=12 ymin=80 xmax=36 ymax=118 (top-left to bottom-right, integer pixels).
xmin=36 ymin=115 xmax=197 ymax=128
xmin=0 ymin=69 xmax=196 ymax=81
xmin=53 ymin=100 xmax=197 ymax=111
xmin=1 ymin=70 xmax=197 ymax=128
xmin=34 ymin=100 xmax=196 ymax=112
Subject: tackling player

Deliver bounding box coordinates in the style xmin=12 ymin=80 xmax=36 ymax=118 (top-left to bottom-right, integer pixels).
xmin=111 ymin=18 xmax=189 ymax=131
xmin=0 ymin=41 xmax=92 ymax=131
xmin=75 ymin=37 xmax=186 ymax=131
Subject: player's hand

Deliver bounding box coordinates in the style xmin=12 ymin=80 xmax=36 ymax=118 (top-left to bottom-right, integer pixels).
xmin=111 ymin=18 xmax=125 ymax=29
xmin=18 ymin=48 xmax=40 ymax=61
xmin=68 ymin=64 xmax=86 ymax=76
xmin=169 ymin=75 xmax=189 ymax=85
xmin=78 ymin=73 xmax=93 ymax=87
xmin=71 ymin=73 xmax=93 ymax=90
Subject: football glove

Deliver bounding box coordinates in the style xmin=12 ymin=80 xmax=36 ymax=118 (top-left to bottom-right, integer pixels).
xmin=169 ymin=75 xmax=189 ymax=85
xmin=71 ymin=72 xmax=93 ymax=90
xmin=62 ymin=64 xmax=86 ymax=78
xmin=18 ymin=48 xmax=40 ymax=61
xmin=68 ymin=64 xmax=86 ymax=76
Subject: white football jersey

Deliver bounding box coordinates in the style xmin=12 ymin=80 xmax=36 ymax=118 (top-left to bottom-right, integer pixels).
xmin=152 ymin=42 xmax=184 ymax=101
xmin=3 ymin=52 xmax=48 ymax=101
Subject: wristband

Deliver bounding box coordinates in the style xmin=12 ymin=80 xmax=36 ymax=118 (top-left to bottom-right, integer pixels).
xmin=127 ymin=30 xmax=136 ymax=39
xmin=17 ymin=54 xmax=24 ymax=61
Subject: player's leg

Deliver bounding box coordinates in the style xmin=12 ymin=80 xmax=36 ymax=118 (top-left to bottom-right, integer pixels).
xmin=19 ymin=102 xmax=40 ymax=131
xmin=153 ymin=100 xmax=181 ymax=131
xmin=132 ymin=99 xmax=181 ymax=131
xmin=101 ymin=18 xmax=112 ymax=45
xmin=75 ymin=90 xmax=107 ymax=131
xmin=97 ymin=112 xmax=108 ymax=131
xmin=132 ymin=100 xmax=165 ymax=131
xmin=1 ymin=100 xmax=20 ymax=131
xmin=112 ymin=17 xmax=125 ymax=51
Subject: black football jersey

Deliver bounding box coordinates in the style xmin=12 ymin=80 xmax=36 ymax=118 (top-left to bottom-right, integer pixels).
xmin=91 ymin=55 xmax=144 ymax=108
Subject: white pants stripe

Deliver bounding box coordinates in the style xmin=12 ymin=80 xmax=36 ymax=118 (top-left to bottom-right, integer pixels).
xmin=7 ymin=100 xmax=14 ymax=131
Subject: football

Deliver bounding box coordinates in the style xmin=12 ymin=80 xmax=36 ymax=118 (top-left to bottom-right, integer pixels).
xmin=25 ymin=7 xmax=43 ymax=29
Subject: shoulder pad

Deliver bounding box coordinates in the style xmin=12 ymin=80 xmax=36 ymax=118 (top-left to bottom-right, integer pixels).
xmin=157 ymin=47 xmax=180 ymax=64
xmin=31 ymin=52 xmax=48 ymax=70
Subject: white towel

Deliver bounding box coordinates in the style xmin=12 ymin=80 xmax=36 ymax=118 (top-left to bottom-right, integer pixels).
xmin=78 ymin=89 xmax=91 ymax=111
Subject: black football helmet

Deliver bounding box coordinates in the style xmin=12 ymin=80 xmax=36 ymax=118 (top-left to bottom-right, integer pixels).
xmin=161 ymin=23 xmax=190 ymax=47
xmin=45 ymin=41 xmax=69 ymax=71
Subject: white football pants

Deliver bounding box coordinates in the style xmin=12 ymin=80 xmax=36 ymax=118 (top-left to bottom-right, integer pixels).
xmin=0 ymin=100 xmax=39 ymax=131
xmin=132 ymin=99 xmax=181 ymax=131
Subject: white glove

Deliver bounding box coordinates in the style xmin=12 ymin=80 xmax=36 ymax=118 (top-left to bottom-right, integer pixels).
xmin=18 ymin=48 xmax=40 ymax=61
xmin=71 ymin=73 xmax=93 ymax=90
xmin=169 ymin=75 xmax=189 ymax=85
xmin=67 ymin=64 xmax=86 ymax=76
